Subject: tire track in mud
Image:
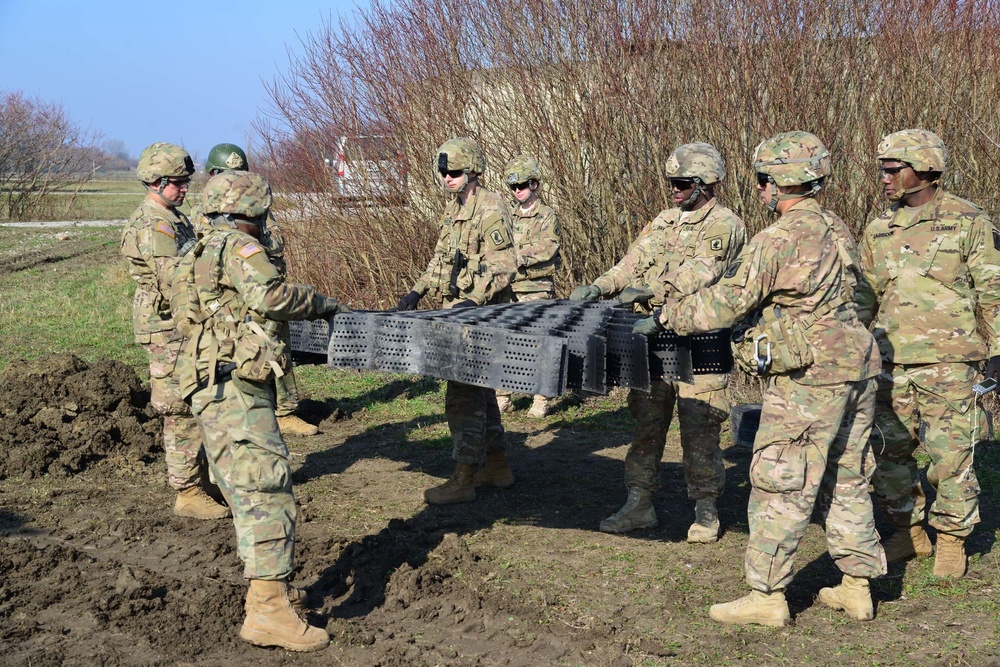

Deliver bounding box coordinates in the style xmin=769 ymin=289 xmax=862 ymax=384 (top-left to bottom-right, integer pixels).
xmin=0 ymin=243 xmax=108 ymax=275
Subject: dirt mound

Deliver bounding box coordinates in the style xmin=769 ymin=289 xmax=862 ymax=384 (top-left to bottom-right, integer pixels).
xmin=0 ymin=354 xmax=160 ymax=479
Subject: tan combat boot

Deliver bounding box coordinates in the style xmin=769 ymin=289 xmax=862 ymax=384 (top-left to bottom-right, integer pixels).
xmin=240 ymin=580 xmax=329 ymax=652
xmin=496 ymin=395 xmax=514 ymax=414
xmin=528 ymin=395 xmax=549 ymax=418
xmin=881 ymin=525 xmax=934 ymax=562
xmin=709 ymin=589 xmax=790 ymax=627
xmin=599 ymin=487 xmax=657 ymax=533
xmin=174 ymin=486 xmax=231 ymax=520
xmin=687 ymin=497 xmax=721 ymax=544
xmin=277 ymin=415 xmax=320 ymax=437
xmin=818 ymin=575 xmax=874 ymax=621
xmin=472 ymin=450 xmax=515 ymax=489
xmin=933 ymin=533 xmax=967 ymax=579
xmin=423 ymin=463 xmax=477 ymax=505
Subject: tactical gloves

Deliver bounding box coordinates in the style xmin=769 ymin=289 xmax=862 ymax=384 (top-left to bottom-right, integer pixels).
xmin=632 ymin=312 xmax=665 ymax=337
xmin=618 ymin=286 xmax=655 ymax=305
xmin=984 ymin=355 xmax=1000 ymax=381
xmin=397 ymin=291 xmax=422 ymax=311
xmin=570 ymin=284 xmax=601 ymax=301
xmin=451 ymin=299 xmax=477 ymax=309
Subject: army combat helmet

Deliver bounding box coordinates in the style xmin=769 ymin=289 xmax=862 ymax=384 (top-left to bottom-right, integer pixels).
xmin=504 ymin=155 xmax=542 ymax=186
xmin=665 ymin=143 xmax=726 ymax=208
xmin=754 ymin=131 xmax=832 ymax=212
xmin=435 ymin=137 xmax=486 ymax=193
xmin=876 ymin=129 xmax=946 ymax=202
xmin=205 ymin=143 xmax=249 ymax=176
xmin=136 ymin=142 xmax=195 ymax=207
xmin=201 ymin=171 xmax=272 ymax=230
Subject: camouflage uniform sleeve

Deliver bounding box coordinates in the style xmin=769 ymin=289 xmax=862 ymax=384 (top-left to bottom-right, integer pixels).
xmin=224 ymin=236 xmax=321 ymax=321
xmin=592 ymin=224 xmax=656 ymax=296
xmin=660 ymin=231 xmax=778 ymax=335
xmin=659 ymin=212 xmax=746 ymax=297
xmin=855 ymin=228 xmax=881 ymax=327
xmin=966 ymin=212 xmax=1000 ymax=355
xmin=469 ymin=203 xmax=516 ymax=305
xmin=517 ymin=207 xmax=560 ymax=271
xmin=411 ymin=221 xmax=450 ymax=297
xmin=142 ymin=212 xmax=182 ymax=300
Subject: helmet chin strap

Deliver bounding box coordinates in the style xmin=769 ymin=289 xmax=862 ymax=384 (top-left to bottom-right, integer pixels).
xmin=765 ymin=176 xmax=823 ymax=212
xmin=151 ymin=177 xmax=184 ymax=207
xmin=679 ymin=178 xmax=705 ymax=210
xmin=889 ymin=180 xmax=936 ymax=203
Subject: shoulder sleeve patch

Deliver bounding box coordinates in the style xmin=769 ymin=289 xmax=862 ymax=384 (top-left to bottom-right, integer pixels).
xmin=237 ymin=242 xmax=263 ymax=259
xmin=723 ymin=258 xmax=742 ymax=279
xmin=709 ymin=237 xmax=724 ymax=252
xmin=156 ymin=222 xmax=176 ymax=238
xmin=487 ymin=225 xmax=511 ymax=249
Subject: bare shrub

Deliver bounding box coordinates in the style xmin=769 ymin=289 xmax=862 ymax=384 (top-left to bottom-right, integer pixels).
xmin=0 ymin=91 xmax=104 ymax=221
xmin=258 ymin=0 xmax=1000 ymax=309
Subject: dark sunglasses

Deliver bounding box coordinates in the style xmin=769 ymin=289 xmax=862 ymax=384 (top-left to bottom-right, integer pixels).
xmin=879 ymin=165 xmax=908 ymax=178
xmin=756 ymin=172 xmax=770 ymax=187
xmin=439 ymin=169 xmax=465 ymax=179
xmin=508 ymin=181 xmax=532 ymax=191
xmin=167 ymin=178 xmax=191 ymax=189
xmin=669 ymin=178 xmax=696 ymax=190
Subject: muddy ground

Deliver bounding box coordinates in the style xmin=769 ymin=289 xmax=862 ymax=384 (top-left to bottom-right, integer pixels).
xmin=1 ymin=232 xmax=999 ymax=666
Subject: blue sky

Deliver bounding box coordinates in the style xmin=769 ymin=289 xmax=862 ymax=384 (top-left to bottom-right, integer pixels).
xmin=0 ymin=1 xmax=367 ymax=160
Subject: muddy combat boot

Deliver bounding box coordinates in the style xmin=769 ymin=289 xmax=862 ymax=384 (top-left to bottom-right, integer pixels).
xmin=818 ymin=575 xmax=874 ymax=621
xmin=277 ymin=415 xmax=319 ymax=437
xmin=424 ymin=463 xmax=477 ymax=505
xmin=528 ymin=395 xmax=550 ymax=418
xmin=240 ymin=580 xmax=329 ymax=652
xmin=933 ymin=533 xmax=967 ymax=579
xmin=599 ymin=487 xmax=657 ymax=533
xmin=687 ymin=497 xmax=721 ymax=544
xmin=709 ymin=590 xmax=790 ymax=627
xmin=881 ymin=525 xmax=934 ymax=562
xmin=472 ymin=450 xmax=515 ymax=489
xmin=496 ymin=395 xmax=514 ymax=414
xmin=174 ymin=486 xmax=231 ymax=520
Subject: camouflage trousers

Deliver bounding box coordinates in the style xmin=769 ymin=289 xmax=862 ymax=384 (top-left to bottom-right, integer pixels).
xmin=272 ymin=321 xmax=299 ymax=417
xmin=497 ymin=289 xmax=553 ymax=401
xmin=623 ymin=374 xmax=729 ymax=498
xmin=446 ymin=381 xmax=505 ymax=465
xmin=190 ymin=378 xmax=296 ymax=580
xmin=142 ymin=331 xmax=203 ymax=490
xmin=746 ymin=375 xmax=886 ymax=592
xmin=870 ymin=362 xmax=983 ymax=537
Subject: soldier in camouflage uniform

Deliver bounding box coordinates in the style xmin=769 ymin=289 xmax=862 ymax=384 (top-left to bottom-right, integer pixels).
xmin=571 ymin=143 xmax=745 ymax=544
xmin=193 ymin=143 xmax=319 ymax=438
xmin=637 ymin=132 xmax=887 ymax=626
xmin=119 ymin=142 xmax=229 ymax=520
xmin=857 ymin=129 xmax=1000 ymax=579
xmin=171 ymin=171 xmax=345 ymax=652
xmin=494 ymin=155 xmax=561 ymax=419
xmin=397 ymin=138 xmax=517 ymax=504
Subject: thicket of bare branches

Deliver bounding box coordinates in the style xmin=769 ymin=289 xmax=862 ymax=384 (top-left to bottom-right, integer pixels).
xmin=0 ymin=91 xmax=104 ymax=221
xmin=259 ymin=0 xmax=1000 ymax=308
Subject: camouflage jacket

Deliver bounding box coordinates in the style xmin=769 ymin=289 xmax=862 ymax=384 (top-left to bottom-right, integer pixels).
xmin=663 ymin=198 xmax=879 ymax=385
xmin=119 ymin=198 xmax=197 ymax=341
xmin=170 ymin=227 xmax=324 ymax=397
xmin=857 ymin=188 xmax=1000 ymax=364
xmin=592 ymin=199 xmax=746 ymax=312
xmin=412 ymin=185 xmax=516 ymax=306
xmin=508 ymin=199 xmax=560 ymax=294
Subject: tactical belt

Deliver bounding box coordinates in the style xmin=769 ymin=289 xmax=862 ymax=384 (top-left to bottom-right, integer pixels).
xmin=194 ymin=362 xmax=237 ymax=394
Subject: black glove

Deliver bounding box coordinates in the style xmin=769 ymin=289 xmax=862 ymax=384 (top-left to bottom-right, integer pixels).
xmin=451 ymin=299 xmax=476 ymax=309
xmin=984 ymin=355 xmax=1000 ymax=381
xmin=569 ymin=284 xmax=601 ymax=301
xmin=618 ymin=286 xmax=655 ymax=305
xmin=397 ymin=290 xmax=422 ymax=311
xmin=314 ymin=295 xmax=348 ymax=318
xmin=632 ymin=312 xmax=665 ymax=337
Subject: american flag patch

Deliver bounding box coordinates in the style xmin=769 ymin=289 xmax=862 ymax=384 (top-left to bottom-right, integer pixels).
xmin=237 ymin=243 xmax=263 ymax=259
xmin=156 ymin=223 xmax=175 ymax=238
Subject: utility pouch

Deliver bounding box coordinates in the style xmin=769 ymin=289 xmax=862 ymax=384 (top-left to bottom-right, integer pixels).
xmin=732 ymin=305 xmax=814 ymax=376
xmin=233 ymin=319 xmax=287 ymax=383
